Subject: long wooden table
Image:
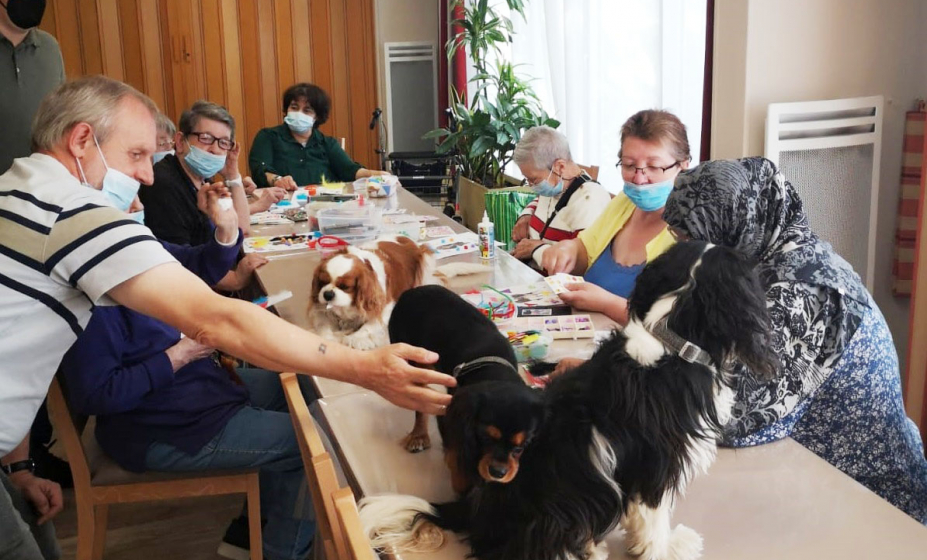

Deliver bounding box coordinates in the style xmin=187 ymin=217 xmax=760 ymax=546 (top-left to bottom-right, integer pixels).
xmin=253 ymin=188 xmax=927 ymax=559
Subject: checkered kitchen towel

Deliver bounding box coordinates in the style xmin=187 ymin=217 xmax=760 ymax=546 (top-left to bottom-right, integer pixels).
xmin=893 ymin=106 xmax=926 ymax=296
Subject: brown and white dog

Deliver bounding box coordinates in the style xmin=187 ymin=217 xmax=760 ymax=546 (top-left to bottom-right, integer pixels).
xmin=307 ymin=236 xmax=487 ymax=350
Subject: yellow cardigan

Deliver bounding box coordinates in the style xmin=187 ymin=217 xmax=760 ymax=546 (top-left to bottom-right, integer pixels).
xmin=577 ymin=193 xmax=676 ymax=272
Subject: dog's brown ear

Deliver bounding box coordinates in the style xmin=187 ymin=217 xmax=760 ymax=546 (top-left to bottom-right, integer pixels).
xmin=354 ymin=262 xmax=386 ymax=317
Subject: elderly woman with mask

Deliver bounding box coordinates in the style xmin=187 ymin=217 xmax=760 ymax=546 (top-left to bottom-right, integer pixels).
xmin=664 ymin=157 xmax=927 ymax=523
xmin=510 ymin=126 xmax=611 ymax=270
xmin=543 ymin=110 xmax=689 ymax=325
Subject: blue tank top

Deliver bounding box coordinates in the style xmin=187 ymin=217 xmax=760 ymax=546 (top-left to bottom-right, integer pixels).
xmin=583 ymin=246 xmax=646 ymax=299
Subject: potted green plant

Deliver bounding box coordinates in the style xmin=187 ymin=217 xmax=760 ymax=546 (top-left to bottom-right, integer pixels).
xmin=425 ymin=0 xmax=560 ymax=230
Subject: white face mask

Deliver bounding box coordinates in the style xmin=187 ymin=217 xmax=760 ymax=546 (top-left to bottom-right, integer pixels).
xmin=74 ymin=136 xmax=141 ymax=212
xmin=284 ymin=111 xmax=315 ymax=134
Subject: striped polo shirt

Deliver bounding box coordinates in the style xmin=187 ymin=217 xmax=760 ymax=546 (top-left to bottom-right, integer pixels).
xmin=0 ymin=153 xmax=176 ymax=455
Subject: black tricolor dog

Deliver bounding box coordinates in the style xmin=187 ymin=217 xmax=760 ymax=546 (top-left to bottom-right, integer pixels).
xmin=388 ymin=285 xmax=544 ymax=494
xmin=362 ymin=242 xmax=778 ymax=560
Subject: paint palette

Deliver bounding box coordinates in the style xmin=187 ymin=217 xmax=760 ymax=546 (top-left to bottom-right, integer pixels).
xmin=499 ymin=315 xmax=595 ymax=339
xmin=423 ymin=233 xmax=480 ymax=259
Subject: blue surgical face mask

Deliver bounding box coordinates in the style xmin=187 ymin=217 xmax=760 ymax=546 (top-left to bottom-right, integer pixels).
xmin=74 ymin=135 xmax=141 ymax=212
xmin=532 ymin=169 xmax=563 ymax=197
xmin=152 ymin=149 xmax=174 ymax=164
xmin=284 ymin=111 xmax=315 ymax=134
xmin=129 ymin=210 xmax=145 ymax=224
xmin=183 ymin=142 xmax=226 ymax=179
xmin=623 ymin=179 xmax=674 ymax=212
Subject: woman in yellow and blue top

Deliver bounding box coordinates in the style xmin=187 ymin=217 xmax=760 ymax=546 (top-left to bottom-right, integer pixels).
xmin=248 ymin=83 xmax=386 ymax=189
xmin=543 ymin=109 xmax=690 ymax=326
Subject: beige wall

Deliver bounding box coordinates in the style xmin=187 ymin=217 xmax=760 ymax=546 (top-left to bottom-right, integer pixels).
xmin=374 ymin=0 xmax=441 ymax=147
xmin=712 ymin=0 xmax=927 ymax=370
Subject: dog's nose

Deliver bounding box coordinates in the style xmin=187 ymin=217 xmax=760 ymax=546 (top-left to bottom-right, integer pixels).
xmin=322 ymin=290 xmax=335 ymax=302
xmin=488 ymin=463 xmax=509 ymax=480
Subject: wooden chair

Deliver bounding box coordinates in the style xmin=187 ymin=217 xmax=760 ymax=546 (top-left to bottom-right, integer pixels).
xmin=47 ymin=377 xmax=263 ymax=560
xmin=578 ymin=163 xmax=600 ymax=181
xmin=332 ymin=486 xmax=377 ymax=560
xmin=280 ymin=372 xmax=347 ymax=560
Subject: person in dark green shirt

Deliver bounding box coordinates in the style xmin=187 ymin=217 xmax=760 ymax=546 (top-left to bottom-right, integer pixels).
xmin=248 ymin=82 xmax=386 ymax=189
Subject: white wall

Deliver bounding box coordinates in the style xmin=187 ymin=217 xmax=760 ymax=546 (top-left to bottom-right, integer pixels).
xmin=712 ymin=0 xmax=927 ymax=370
xmin=374 ymin=0 xmax=440 ymax=151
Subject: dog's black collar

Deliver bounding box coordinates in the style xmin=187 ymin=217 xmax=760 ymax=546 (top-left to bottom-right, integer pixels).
xmin=648 ymin=317 xmax=715 ymax=368
xmin=452 ymin=356 xmax=518 ymax=380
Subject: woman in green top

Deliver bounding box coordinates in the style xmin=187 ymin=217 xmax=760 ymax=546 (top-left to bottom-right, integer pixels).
xmin=248 ymin=83 xmax=386 ymax=189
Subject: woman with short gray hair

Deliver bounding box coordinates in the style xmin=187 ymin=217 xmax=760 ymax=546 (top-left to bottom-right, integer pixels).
xmin=510 ymin=125 xmax=611 ymax=270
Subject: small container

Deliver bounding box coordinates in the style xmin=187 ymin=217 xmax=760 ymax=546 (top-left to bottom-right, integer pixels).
xmin=317 ymin=203 xmax=382 ymax=244
xmin=478 ymin=210 xmax=495 ymax=259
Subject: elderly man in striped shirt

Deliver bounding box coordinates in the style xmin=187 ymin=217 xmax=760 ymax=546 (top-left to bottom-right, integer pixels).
xmin=0 ymin=75 xmax=455 ymax=560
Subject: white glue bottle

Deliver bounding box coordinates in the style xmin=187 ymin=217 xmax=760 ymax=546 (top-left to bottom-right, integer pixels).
xmin=478 ymin=210 xmax=495 ymax=259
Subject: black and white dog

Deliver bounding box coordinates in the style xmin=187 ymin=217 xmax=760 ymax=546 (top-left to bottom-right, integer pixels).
xmin=360 ymin=241 xmax=778 ymax=560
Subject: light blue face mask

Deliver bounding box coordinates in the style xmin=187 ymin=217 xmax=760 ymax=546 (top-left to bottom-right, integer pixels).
xmin=284 ymin=111 xmax=315 ymax=134
xmin=129 ymin=210 xmax=145 ymax=225
xmin=532 ymin=168 xmax=563 ymax=197
xmin=183 ymin=143 xmax=226 ymax=179
xmin=74 ymin=136 xmax=141 ymax=212
xmin=152 ymin=150 xmax=174 ymax=164
xmin=623 ymin=179 xmax=674 ymax=212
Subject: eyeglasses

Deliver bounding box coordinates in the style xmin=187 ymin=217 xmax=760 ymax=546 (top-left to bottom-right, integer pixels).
xmin=616 ymin=160 xmax=682 ymax=178
xmin=524 ymin=168 xmax=560 ymax=187
xmin=157 ymin=139 xmax=175 ymax=150
xmin=187 ymin=132 xmax=234 ymax=151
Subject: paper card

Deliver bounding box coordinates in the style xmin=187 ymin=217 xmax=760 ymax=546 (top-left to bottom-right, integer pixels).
xmin=423 ymin=233 xmax=480 ymax=259
xmin=424 ymin=226 xmax=456 ymax=238
xmin=544 ymin=273 xmax=586 ymax=294
xmin=497 ymin=315 xmax=596 ymax=339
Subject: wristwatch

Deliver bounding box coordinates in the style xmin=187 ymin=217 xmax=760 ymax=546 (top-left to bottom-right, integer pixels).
xmin=1 ymin=459 xmax=35 ymax=476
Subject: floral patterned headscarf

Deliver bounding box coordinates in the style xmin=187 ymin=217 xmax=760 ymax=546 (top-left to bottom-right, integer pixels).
xmin=664 ymin=157 xmax=871 ymax=441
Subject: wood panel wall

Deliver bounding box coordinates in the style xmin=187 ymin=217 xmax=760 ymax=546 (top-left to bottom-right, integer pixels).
xmin=39 ymin=0 xmax=380 ymax=171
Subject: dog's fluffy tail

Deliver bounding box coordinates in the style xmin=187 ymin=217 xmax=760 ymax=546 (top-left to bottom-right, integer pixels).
xmin=433 ymin=262 xmax=492 ymax=283
xmin=358 ymin=494 xmax=446 ymax=553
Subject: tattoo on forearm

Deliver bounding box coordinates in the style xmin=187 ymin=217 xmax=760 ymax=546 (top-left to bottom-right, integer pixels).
xmin=318 ymin=343 xmax=327 ymax=355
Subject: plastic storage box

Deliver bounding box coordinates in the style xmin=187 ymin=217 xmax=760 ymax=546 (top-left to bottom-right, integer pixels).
xmin=316 ymin=203 xmax=381 ymax=244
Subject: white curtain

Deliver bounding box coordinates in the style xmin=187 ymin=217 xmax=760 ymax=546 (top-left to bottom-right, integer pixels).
xmin=493 ymin=0 xmax=707 ymax=193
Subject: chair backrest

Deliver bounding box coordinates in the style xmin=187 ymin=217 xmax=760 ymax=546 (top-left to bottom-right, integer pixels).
xmin=332 ymin=486 xmax=377 ymax=560
xmin=578 ymin=164 xmax=599 ymax=182
xmin=47 ymin=377 xmax=93 ymax=491
xmin=279 ymin=373 xmax=347 ymax=560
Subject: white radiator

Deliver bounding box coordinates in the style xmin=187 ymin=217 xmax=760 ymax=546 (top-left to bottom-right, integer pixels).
xmin=765 ymin=96 xmax=884 ymax=289
xmin=384 ymin=42 xmax=438 ymax=153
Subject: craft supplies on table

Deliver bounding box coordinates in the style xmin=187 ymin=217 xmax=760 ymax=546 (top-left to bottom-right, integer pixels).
xmin=544 ymin=273 xmax=585 ymax=294
xmin=316 ymin=203 xmax=381 ymax=243
xmin=250 ymin=212 xmax=294 ymax=226
xmin=423 ymin=225 xmax=456 ymax=238
xmin=423 ymin=232 xmax=480 ymax=259
xmin=353 ymin=175 xmax=400 ymax=198
xmin=252 ymin=290 xmax=293 ymax=309
xmin=244 ymin=232 xmax=320 ymax=254
xmin=499 ymin=280 xmax=572 ymax=317
xmin=499 ymin=315 xmax=595 ymax=339
xmin=460 ymin=285 xmax=517 ymax=322
xmin=503 ymin=329 xmax=552 ymax=363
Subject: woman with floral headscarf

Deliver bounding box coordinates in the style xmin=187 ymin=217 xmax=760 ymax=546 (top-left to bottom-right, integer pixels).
xmin=663 ymin=157 xmax=927 ymax=523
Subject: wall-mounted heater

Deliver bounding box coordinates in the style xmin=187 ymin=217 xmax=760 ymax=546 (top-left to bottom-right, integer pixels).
xmin=384 ymin=42 xmax=438 ymax=154
xmin=766 ymin=95 xmax=884 ymax=290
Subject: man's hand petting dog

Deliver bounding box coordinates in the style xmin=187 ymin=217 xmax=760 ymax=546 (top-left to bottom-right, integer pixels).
xmin=357 ymin=343 xmax=454 ymax=415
